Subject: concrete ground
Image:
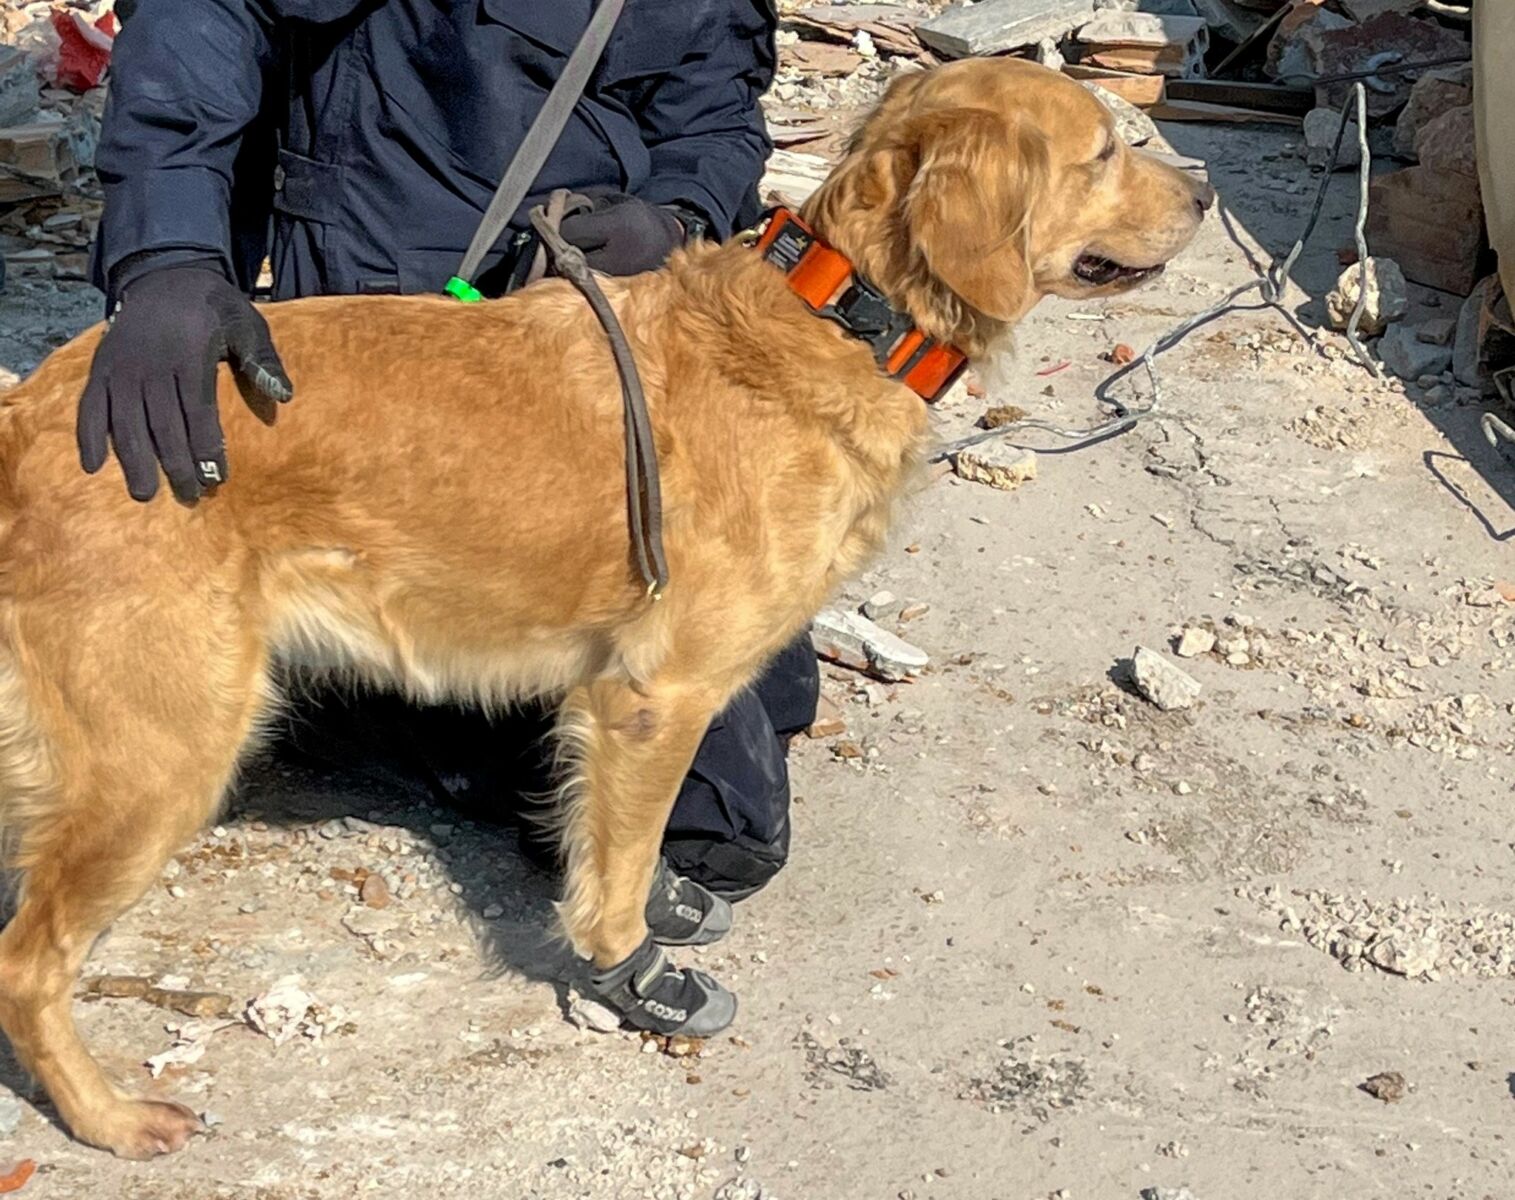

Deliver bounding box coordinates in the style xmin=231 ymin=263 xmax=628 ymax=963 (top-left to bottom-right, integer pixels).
xmin=1 ymin=120 xmax=1513 ymax=1200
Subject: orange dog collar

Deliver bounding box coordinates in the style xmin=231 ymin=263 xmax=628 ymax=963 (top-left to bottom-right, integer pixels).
xmin=753 ymin=208 xmax=968 ymax=404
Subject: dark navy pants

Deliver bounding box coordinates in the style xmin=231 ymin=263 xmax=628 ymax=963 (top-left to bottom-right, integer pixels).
xmin=280 ymin=634 xmax=818 ymax=898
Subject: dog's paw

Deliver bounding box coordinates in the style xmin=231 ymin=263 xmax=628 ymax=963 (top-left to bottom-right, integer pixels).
xmin=82 ymin=1098 xmax=204 ymax=1160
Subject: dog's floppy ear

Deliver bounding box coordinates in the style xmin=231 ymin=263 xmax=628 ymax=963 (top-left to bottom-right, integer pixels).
xmin=902 ymin=107 xmax=1050 ymax=321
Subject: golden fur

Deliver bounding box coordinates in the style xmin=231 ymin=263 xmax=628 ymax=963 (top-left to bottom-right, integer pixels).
xmin=0 ymin=60 xmax=1208 ymax=1158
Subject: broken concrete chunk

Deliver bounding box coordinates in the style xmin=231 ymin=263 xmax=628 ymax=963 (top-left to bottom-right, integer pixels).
xmin=1367 ymin=933 xmax=1440 ymax=979
xmin=1416 ymin=316 xmax=1457 ymax=347
xmin=1271 ymin=10 xmax=1466 ymax=118
xmin=1393 ymin=63 xmax=1473 ymax=160
xmin=1367 ymin=166 xmax=1484 ymax=296
xmin=1359 ymin=1069 xmax=1409 ymax=1102
xmin=1266 ymin=5 xmax=1354 ymax=86
xmin=1377 ymin=321 xmax=1454 ymax=382
xmin=1325 ymin=256 xmax=1407 ymax=337
xmin=1415 ymin=104 xmax=1476 ymax=179
xmin=567 ymin=993 xmax=624 ymax=1034
xmin=1175 ymin=627 xmax=1216 ymax=659
xmin=861 ymin=589 xmax=900 ymax=621
xmin=952 ymin=444 xmax=1038 ymax=491
xmin=1075 ymin=11 xmax=1209 ymax=79
xmin=917 ymin=0 xmax=1095 ymax=60
xmin=1131 ymin=646 xmax=1201 ymax=711
xmin=1453 ymin=275 xmax=1496 ymax=387
xmin=0 ymin=45 xmax=39 ymax=127
xmin=1080 ymin=80 xmax=1159 ymax=148
xmin=811 ymin=609 xmax=928 ymax=682
xmin=1301 ymin=106 xmax=1361 ymax=171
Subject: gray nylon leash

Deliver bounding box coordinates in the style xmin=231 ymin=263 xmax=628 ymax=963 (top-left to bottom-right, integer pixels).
xmin=451 ymin=0 xmax=626 ymax=292
xmin=445 ymin=0 xmax=668 ymax=598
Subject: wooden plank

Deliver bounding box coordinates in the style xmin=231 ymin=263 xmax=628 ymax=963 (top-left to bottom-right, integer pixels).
xmin=1061 ymin=63 xmax=1166 ymax=106
xmin=917 ymin=0 xmax=1094 ymax=60
xmin=1146 ymin=98 xmax=1302 ymax=125
xmin=1164 ymin=78 xmax=1314 ymax=115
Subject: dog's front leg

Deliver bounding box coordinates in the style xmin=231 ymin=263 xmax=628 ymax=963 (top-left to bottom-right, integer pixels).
xmin=554 ymin=676 xmax=737 ymax=1036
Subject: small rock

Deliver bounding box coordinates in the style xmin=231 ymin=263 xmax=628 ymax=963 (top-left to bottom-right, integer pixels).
xmin=567 ymin=994 xmax=623 ymax=1034
xmin=1325 ymin=257 xmax=1406 ymax=336
xmin=1174 ymin=627 xmax=1215 ymax=659
xmin=1302 ymin=106 xmax=1361 ymax=171
xmin=806 ymin=694 xmax=847 ymax=739
xmin=1140 ymin=1189 xmax=1199 ymax=1200
xmin=861 ymin=590 xmax=899 ymax=621
xmin=359 ymin=874 xmax=392 ymax=910
xmin=1367 ymin=933 xmax=1440 ymax=978
xmin=1416 ymin=316 xmax=1457 ymax=347
xmin=979 ymin=404 xmax=1028 ymax=430
xmin=898 ymin=602 xmax=931 ymax=622
xmin=481 ymin=902 xmax=504 ymax=920
xmin=1360 ymin=1070 xmax=1408 ymax=1103
xmin=812 ymin=609 xmax=929 ymax=682
xmin=952 ymin=444 xmax=1038 ymax=491
xmin=149 ymin=988 xmax=236 ymax=1020
xmin=1378 ymin=321 xmax=1453 ymax=382
xmin=1130 ymin=646 xmax=1201 ymax=712
xmin=86 ymin=974 xmax=153 ymax=1000
xmin=0 ymin=1093 xmax=20 ymax=1137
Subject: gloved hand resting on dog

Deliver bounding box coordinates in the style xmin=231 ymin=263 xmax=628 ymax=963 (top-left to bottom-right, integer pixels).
xmin=557 ymin=193 xmax=690 ymax=277
xmin=77 ymin=261 xmax=293 ymax=502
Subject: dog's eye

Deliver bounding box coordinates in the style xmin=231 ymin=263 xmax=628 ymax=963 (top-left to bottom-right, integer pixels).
xmin=1097 ymin=139 xmax=1117 ymax=163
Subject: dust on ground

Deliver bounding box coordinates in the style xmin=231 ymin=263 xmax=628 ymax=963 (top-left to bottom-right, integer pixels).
xmin=2 ymin=85 xmax=1515 ymax=1200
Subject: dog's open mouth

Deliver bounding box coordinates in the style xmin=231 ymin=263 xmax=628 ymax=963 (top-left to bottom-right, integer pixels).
xmin=1073 ymin=253 xmax=1164 ymax=287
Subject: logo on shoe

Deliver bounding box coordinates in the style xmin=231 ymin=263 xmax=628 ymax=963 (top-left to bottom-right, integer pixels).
xmin=674 ymin=903 xmax=701 ymax=923
xmin=644 ymin=1000 xmax=688 ymax=1023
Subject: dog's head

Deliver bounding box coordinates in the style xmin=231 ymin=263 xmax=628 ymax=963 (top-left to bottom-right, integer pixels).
xmin=804 ymin=58 xmax=1213 ymax=356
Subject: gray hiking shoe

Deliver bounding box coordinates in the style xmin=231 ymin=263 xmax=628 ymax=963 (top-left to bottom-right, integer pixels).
xmin=645 ymin=859 xmax=733 ymax=947
xmin=589 ymin=934 xmax=738 ymax=1037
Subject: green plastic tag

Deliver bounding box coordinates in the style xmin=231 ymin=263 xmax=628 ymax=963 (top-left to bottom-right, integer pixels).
xmin=444 ymin=275 xmax=483 ymax=303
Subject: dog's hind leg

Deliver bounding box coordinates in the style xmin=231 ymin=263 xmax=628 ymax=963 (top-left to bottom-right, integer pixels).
xmin=555 ymin=676 xmax=738 ymax=1035
xmin=0 ymin=599 xmax=272 ymax=1159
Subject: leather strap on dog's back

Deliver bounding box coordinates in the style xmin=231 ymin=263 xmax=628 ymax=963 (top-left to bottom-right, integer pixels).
xmin=531 ymin=194 xmax=668 ymax=599
xmin=754 ymin=208 xmax=968 ymax=404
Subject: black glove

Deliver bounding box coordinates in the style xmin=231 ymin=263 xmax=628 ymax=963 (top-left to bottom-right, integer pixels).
xmin=557 ymin=193 xmax=687 ymax=276
xmin=78 ymin=263 xmax=293 ymax=502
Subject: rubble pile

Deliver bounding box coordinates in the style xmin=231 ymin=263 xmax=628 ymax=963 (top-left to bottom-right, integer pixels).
xmin=1246 ymin=883 xmax=1515 ymax=982
xmin=0 ymin=0 xmax=110 ymax=287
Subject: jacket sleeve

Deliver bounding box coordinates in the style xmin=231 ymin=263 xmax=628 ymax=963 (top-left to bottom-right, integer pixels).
xmin=629 ymin=0 xmax=776 ymax=235
xmin=93 ymin=0 xmax=367 ymax=291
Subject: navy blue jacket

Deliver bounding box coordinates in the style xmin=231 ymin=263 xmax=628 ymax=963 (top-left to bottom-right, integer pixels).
xmin=94 ymin=0 xmax=776 ymax=299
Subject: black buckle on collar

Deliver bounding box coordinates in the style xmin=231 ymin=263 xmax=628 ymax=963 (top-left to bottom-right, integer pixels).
xmin=820 ymin=279 xmax=914 ymax=368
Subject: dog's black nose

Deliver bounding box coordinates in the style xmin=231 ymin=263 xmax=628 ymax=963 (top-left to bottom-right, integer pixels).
xmin=1194 ymin=182 xmax=1216 ymax=214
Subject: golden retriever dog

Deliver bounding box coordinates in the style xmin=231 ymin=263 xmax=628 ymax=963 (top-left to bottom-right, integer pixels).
xmin=0 ymin=59 xmax=1209 ymax=1157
